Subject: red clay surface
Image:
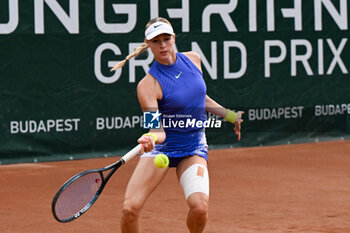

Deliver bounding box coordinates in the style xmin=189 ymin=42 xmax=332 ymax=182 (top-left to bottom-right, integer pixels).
xmin=1 ymin=140 xmax=350 ymax=233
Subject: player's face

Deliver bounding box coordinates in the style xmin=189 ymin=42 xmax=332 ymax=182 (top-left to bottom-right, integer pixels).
xmin=147 ymin=34 xmax=176 ymax=65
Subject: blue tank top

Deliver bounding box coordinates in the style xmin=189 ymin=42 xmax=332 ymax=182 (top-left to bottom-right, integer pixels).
xmin=148 ymin=53 xmax=208 ymax=158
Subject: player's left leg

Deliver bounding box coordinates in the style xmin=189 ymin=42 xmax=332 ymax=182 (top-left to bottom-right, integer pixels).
xmin=186 ymin=192 xmax=209 ymax=233
xmin=176 ymin=155 xmax=209 ymax=233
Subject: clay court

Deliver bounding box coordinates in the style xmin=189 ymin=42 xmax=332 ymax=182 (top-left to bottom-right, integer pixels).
xmin=1 ymin=140 xmax=350 ymax=233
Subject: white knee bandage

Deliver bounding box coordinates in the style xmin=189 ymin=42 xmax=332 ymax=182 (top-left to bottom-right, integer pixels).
xmin=180 ymin=164 xmax=209 ymax=200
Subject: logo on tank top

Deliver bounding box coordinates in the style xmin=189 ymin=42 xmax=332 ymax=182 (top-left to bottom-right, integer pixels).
xmin=175 ymin=72 xmax=182 ymax=79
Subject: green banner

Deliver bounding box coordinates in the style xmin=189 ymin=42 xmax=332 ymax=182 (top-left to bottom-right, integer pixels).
xmin=1 ymin=0 xmax=349 ymax=164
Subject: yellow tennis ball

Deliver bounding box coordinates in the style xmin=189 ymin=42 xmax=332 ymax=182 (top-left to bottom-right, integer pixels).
xmin=154 ymin=154 xmax=169 ymax=168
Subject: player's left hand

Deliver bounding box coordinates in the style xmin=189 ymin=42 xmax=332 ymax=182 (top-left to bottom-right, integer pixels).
xmin=234 ymin=111 xmax=244 ymax=141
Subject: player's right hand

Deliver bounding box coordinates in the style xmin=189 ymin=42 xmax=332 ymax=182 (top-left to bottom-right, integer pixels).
xmin=138 ymin=135 xmax=156 ymax=153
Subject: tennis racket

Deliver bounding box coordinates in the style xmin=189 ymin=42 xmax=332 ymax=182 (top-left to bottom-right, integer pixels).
xmin=51 ymin=144 xmax=142 ymax=223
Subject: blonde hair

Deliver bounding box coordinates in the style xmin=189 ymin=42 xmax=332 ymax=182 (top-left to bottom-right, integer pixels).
xmin=110 ymin=17 xmax=173 ymax=71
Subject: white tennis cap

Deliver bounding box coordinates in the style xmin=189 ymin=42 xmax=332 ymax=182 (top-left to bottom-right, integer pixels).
xmin=145 ymin=22 xmax=174 ymax=40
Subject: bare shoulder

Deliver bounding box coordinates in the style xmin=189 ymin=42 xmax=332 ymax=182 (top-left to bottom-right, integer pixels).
xmin=137 ymin=73 xmax=152 ymax=90
xmin=182 ymin=51 xmax=201 ymax=63
xmin=183 ymin=51 xmax=200 ymax=59
xmin=137 ymin=73 xmax=162 ymax=100
xmin=182 ymin=51 xmax=202 ymax=71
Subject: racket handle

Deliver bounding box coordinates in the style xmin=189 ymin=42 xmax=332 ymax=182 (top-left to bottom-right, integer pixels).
xmin=121 ymin=144 xmax=142 ymax=163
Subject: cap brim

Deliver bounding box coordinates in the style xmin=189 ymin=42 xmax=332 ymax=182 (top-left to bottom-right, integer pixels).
xmin=145 ymin=22 xmax=174 ymax=40
xmin=146 ymin=30 xmax=173 ymax=40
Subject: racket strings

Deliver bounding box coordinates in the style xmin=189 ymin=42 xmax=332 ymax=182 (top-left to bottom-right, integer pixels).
xmin=54 ymin=172 xmax=102 ymax=221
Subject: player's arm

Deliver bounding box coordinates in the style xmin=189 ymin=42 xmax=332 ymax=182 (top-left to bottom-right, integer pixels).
xmin=137 ymin=74 xmax=166 ymax=152
xmin=183 ymin=51 xmax=242 ymax=121
xmin=205 ymin=95 xmax=244 ymax=140
xmin=184 ymin=51 xmax=244 ymax=139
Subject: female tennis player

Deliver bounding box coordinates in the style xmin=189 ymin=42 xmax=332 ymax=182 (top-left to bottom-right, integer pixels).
xmin=112 ymin=17 xmax=243 ymax=233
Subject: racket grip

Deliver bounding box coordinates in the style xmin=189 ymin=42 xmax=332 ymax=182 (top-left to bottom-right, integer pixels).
xmin=121 ymin=144 xmax=142 ymax=163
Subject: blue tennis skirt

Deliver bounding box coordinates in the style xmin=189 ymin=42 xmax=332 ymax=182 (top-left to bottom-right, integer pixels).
xmin=141 ymin=129 xmax=208 ymax=167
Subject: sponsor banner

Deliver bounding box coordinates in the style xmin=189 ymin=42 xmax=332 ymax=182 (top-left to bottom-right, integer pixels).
xmin=0 ymin=0 xmax=349 ymax=164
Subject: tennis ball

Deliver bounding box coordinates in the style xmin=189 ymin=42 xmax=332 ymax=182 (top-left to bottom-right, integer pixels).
xmin=154 ymin=153 xmax=169 ymax=169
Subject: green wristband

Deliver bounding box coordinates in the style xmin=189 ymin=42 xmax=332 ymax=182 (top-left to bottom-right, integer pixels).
xmin=224 ymin=109 xmax=237 ymax=124
xmin=143 ymin=133 xmax=158 ymax=143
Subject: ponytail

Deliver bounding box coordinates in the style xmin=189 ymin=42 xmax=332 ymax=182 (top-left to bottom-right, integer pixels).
xmin=110 ymin=43 xmax=149 ymax=71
